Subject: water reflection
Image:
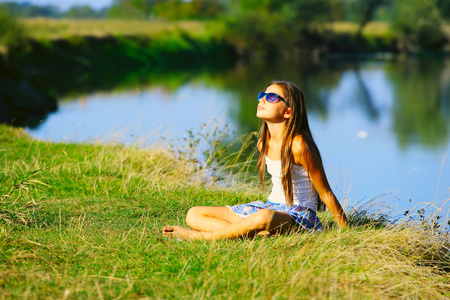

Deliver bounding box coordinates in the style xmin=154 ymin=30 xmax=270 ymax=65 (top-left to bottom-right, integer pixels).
xmin=31 ymin=85 xmax=235 ymax=145
xmin=219 ymin=58 xmax=450 ymax=151
xmin=24 ymin=57 xmax=450 ymax=216
xmin=388 ymin=58 xmax=450 ymax=148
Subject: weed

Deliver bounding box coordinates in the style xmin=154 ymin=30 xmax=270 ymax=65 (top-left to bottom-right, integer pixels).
xmin=0 ymin=169 xmax=48 ymax=226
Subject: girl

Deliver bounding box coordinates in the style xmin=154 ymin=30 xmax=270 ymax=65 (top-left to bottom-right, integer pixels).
xmin=163 ymin=80 xmax=347 ymax=240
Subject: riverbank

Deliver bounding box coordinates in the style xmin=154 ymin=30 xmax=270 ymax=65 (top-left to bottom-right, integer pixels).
xmin=0 ymin=124 xmax=449 ymax=298
xmin=6 ymin=19 xmax=448 ymax=76
xmin=0 ymin=17 xmax=446 ymax=128
xmin=17 ymin=19 xmax=394 ymax=43
xmin=7 ymin=30 xmax=237 ymax=74
xmin=0 ymin=19 xmax=403 ymax=129
xmin=20 ymin=18 xmax=212 ymax=41
xmin=0 ymin=21 xmax=237 ymax=127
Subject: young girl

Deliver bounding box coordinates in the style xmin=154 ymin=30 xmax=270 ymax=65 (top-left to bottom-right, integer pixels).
xmin=163 ymin=80 xmax=347 ymax=240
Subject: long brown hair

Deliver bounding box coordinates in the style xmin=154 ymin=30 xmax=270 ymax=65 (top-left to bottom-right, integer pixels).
xmin=256 ymin=80 xmax=326 ymax=211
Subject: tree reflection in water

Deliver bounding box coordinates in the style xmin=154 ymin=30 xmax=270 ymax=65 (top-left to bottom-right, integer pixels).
xmin=16 ymin=56 xmax=449 ymax=215
xmin=222 ymin=57 xmax=450 ymax=150
xmin=8 ymin=56 xmax=450 ymax=151
xmin=388 ymin=58 xmax=450 ymax=149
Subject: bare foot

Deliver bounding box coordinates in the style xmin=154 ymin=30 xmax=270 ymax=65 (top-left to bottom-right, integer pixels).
xmin=257 ymin=230 xmax=272 ymax=237
xmin=163 ymin=225 xmax=204 ymax=240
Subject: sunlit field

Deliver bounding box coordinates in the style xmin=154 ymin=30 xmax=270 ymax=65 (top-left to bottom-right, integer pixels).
xmin=328 ymin=21 xmax=391 ymax=35
xmin=1 ymin=125 xmax=449 ymax=298
xmin=20 ymin=18 xmax=211 ymax=40
xmin=19 ymin=18 xmax=401 ymax=41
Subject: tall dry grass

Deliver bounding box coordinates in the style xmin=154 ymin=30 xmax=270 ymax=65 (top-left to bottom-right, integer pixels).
xmin=1 ymin=124 xmax=449 ymax=298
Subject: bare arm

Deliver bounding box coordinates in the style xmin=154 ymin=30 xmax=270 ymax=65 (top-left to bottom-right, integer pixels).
xmin=293 ymin=136 xmax=348 ymax=229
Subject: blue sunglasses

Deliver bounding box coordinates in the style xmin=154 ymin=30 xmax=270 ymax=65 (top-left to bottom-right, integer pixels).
xmin=257 ymin=92 xmax=286 ymax=104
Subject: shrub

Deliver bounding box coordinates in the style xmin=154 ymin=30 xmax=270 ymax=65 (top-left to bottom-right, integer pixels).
xmin=0 ymin=8 xmax=28 ymax=51
xmin=390 ymin=0 xmax=449 ymax=51
xmin=224 ymin=0 xmax=335 ymax=59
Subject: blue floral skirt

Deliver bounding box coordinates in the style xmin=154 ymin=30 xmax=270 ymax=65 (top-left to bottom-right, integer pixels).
xmin=227 ymin=200 xmax=323 ymax=231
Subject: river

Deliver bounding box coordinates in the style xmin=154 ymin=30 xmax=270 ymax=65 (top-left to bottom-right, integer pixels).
xmin=25 ymin=57 xmax=450 ymax=221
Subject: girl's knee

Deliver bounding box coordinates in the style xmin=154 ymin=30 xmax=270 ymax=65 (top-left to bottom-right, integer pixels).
xmin=186 ymin=206 xmax=201 ymax=225
xmin=250 ymin=209 xmax=275 ymax=231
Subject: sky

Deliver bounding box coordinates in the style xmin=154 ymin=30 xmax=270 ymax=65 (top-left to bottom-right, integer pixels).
xmin=0 ymin=0 xmax=114 ymax=11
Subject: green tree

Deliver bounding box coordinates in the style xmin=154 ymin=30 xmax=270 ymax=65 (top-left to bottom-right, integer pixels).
xmin=390 ymin=0 xmax=449 ymax=51
xmin=153 ymin=0 xmax=224 ymax=20
xmin=0 ymin=2 xmax=59 ymax=18
xmin=224 ymin=0 xmax=335 ymax=59
xmin=108 ymin=0 xmax=157 ymax=19
xmin=0 ymin=8 xmax=27 ymax=50
xmin=64 ymin=6 xmax=102 ymax=19
xmin=436 ymin=0 xmax=450 ymax=19
xmin=347 ymin=0 xmax=388 ymax=38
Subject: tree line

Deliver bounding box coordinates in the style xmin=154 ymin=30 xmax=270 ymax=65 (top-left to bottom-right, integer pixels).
xmin=0 ymin=1 xmax=225 ymax=20
xmin=1 ymin=0 xmax=449 ymax=53
xmin=1 ymin=0 xmax=449 ymax=22
xmin=224 ymin=0 xmax=450 ymax=54
xmin=0 ymin=2 xmax=107 ymax=19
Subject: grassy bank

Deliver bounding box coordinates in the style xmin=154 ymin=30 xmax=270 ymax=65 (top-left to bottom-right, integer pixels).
xmin=0 ymin=125 xmax=449 ymax=298
xmin=17 ymin=19 xmax=398 ymax=55
xmin=19 ymin=18 xmax=402 ymax=42
xmin=20 ymin=18 xmax=213 ymax=41
xmin=0 ymin=20 xmax=235 ymax=129
xmin=7 ymin=30 xmax=235 ymax=73
xmin=328 ymin=21 xmax=450 ymax=38
xmin=2 ymin=18 xmax=448 ymax=64
xmin=5 ymin=18 xmax=446 ymax=77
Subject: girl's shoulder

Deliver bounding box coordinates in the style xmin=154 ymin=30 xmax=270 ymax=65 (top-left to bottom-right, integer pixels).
xmin=292 ymin=135 xmax=309 ymax=153
xmin=292 ymin=135 xmax=312 ymax=165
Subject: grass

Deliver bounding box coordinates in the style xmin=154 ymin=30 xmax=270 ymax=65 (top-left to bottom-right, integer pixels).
xmin=6 ymin=19 xmax=234 ymax=79
xmin=20 ymin=18 xmax=212 ymax=40
xmin=328 ymin=21 xmax=390 ymax=33
xmin=327 ymin=21 xmax=392 ymax=37
xmin=0 ymin=124 xmax=449 ymax=298
xmin=19 ymin=19 xmax=396 ymax=41
xmin=18 ymin=19 xmax=401 ymax=42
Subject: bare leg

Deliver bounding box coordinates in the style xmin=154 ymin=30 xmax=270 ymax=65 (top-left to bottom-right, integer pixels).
xmin=163 ymin=209 xmax=295 ymax=240
xmin=185 ymin=206 xmax=244 ymax=232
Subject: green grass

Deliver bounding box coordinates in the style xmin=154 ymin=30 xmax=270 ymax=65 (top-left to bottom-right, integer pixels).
xmin=0 ymin=124 xmax=449 ymax=298
xmin=20 ymin=18 xmax=214 ymax=40
xmin=327 ymin=21 xmax=391 ymax=35
xmin=20 ymin=19 xmax=396 ymax=41
xmin=7 ymin=19 xmax=234 ymax=80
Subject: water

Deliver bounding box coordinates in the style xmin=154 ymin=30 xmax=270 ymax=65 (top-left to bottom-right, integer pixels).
xmin=26 ymin=57 xmax=450 ymax=218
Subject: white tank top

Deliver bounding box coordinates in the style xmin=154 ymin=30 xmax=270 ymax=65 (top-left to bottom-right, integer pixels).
xmin=266 ymin=156 xmax=319 ymax=212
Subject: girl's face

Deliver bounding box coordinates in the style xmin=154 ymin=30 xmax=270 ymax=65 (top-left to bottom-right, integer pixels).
xmin=256 ymin=84 xmax=290 ymax=123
